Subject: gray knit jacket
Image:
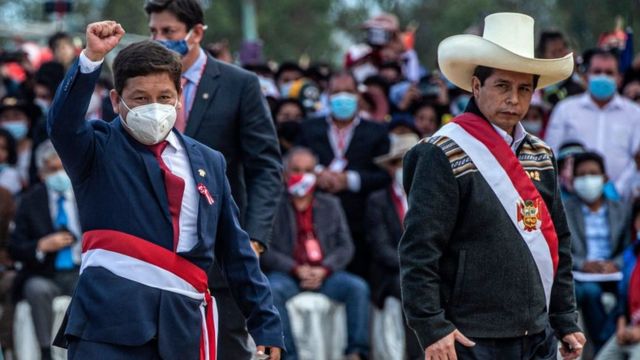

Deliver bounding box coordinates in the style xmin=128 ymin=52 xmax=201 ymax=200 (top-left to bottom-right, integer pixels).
xmin=399 ymin=100 xmax=581 ymax=349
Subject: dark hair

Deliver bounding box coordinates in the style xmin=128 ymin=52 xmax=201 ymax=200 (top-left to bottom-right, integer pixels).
xmin=0 ymin=129 xmax=17 ymax=165
xmin=112 ymin=41 xmax=182 ymax=95
xmin=144 ymin=0 xmax=204 ymax=31
xmin=35 ymin=61 xmax=65 ymax=96
xmin=273 ymin=98 xmax=306 ymax=120
xmin=573 ymin=151 xmax=606 ymax=176
xmin=379 ymin=61 xmax=402 ymax=75
xmin=363 ymin=75 xmax=390 ymax=97
xmin=536 ymin=30 xmax=567 ymax=58
xmin=48 ymin=32 xmax=72 ymax=51
xmin=473 ymin=65 xmax=540 ymax=89
xmin=275 ymin=62 xmax=304 ymax=83
xmin=329 ymin=70 xmax=358 ymax=89
xmin=582 ymin=48 xmax=619 ymax=72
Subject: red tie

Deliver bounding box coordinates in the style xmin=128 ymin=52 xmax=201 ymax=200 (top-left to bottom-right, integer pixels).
xmin=148 ymin=141 xmax=185 ymax=251
xmin=175 ymin=77 xmax=188 ymax=132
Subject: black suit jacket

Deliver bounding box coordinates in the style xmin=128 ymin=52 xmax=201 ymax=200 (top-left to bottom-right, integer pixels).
xmin=298 ymin=117 xmax=391 ymax=237
xmin=365 ymin=187 xmax=403 ymax=307
xmin=8 ymin=184 xmax=76 ymax=299
xmin=184 ymin=53 xmax=282 ymax=247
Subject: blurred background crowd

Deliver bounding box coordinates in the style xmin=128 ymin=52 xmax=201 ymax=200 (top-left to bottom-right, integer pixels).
xmin=2 ymin=1 xmax=640 ymax=360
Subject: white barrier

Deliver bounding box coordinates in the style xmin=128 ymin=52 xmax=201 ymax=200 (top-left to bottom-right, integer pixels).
xmin=13 ymin=296 xmax=69 ymax=360
xmin=287 ymin=292 xmax=347 ymax=360
xmin=371 ymin=297 xmax=405 ymax=360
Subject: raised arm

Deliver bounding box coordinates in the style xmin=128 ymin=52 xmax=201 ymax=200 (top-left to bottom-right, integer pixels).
xmin=47 ymin=21 xmax=124 ymax=182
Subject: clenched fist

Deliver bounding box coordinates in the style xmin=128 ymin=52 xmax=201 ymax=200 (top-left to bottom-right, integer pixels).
xmin=84 ymin=21 xmax=125 ymax=61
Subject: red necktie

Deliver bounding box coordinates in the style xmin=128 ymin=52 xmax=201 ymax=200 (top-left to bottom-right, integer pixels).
xmin=148 ymin=141 xmax=185 ymax=251
xmin=175 ymin=77 xmax=188 ymax=132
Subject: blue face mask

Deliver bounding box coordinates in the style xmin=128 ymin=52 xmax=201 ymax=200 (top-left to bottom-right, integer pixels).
xmin=2 ymin=120 xmax=28 ymax=140
xmin=588 ymin=74 xmax=617 ymax=100
xmin=156 ymin=30 xmax=193 ymax=57
xmin=329 ymin=92 xmax=359 ymax=121
xmin=45 ymin=169 xmax=72 ymax=193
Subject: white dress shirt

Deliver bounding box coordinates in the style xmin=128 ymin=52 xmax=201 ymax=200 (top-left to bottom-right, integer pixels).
xmin=326 ymin=117 xmax=362 ymax=192
xmin=78 ymin=52 xmax=199 ymax=252
xmin=492 ymin=122 xmax=527 ymax=153
xmin=545 ymin=93 xmax=640 ymax=198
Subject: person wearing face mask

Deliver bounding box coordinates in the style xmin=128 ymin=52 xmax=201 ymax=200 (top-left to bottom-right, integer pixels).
xmin=8 ymin=140 xmax=81 ymax=360
xmin=47 ymin=21 xmax=283 ymax=359
xmin=261 ymin=147 xmax=370 ymax=360
xmin=0 ymin=129 xmax=22 ymax=195
xmin=0 ymin=96 xmax=33 ymax=185
xmin=563 ymin=152 xmax=632 ymax=352
xmin=274 ymin=99 xmax=306 ymax=155
xmin=276 ymin=62 xmax=305 ymax=98
xmin=298 ymin=70 xmax=390 ymax=283
xmin=546 ymin=48 xmax=640 ymax=201
xmin=145 ymin=2 xmax=284 ymax=356
xmin=365 ymin=133 xmax=423 ymax=360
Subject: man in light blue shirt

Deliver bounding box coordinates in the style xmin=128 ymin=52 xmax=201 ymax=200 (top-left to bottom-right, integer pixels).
xmin=563 ymin=151 xmax=632 ymax=351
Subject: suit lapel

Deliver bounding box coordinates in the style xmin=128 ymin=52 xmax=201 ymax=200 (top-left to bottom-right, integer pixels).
xmin=116 ymin=119 xmax=171 ymax=222
xmin=184 ymin=56 xmax=221 ymax=137
xmin=343 ymin=120 xmax=363 ymax=160
xmin=179 ymin=133 xmax=210 ymax=243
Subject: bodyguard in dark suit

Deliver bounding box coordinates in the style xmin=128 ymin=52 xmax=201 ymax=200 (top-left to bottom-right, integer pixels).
xmin=9 ymin=140 xmax=80 ymax=360
xmin=298 ymin=71 xmax=390 ymax=280
xmin=48 ymin=23 xmax=283 ymax=359
xmin=145 ymin=1 xmax=283 ymax=357
xmin=564 ymin=152 xmax=631 ymax=350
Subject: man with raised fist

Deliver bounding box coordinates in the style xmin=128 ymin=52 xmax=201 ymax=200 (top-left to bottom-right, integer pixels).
xmin=48 ymin=21 xmax=283 ymax=359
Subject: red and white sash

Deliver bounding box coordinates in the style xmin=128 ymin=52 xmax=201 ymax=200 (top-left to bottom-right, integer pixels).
xmin=80 ymin=229 xmax=217 ymax=360
xmin=433 ymin=113 xmax=559 ymax=308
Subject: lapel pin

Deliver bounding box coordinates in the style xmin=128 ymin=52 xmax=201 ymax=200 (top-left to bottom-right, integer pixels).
xmin=202 ymin=93 xmax=209 ymax=100
xmin=197 ymin=183 xmax=215 ymax=205
xmin=198 ymin=169 xmax=206 ymax=177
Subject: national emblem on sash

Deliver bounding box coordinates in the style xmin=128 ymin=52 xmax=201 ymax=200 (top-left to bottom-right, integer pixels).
xmin=517 ymin=199 xmax=541 ymax=232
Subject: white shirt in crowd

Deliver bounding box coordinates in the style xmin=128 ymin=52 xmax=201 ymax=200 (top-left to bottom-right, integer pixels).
xmin=545 ymin=93 xmax=640 ymax=199
xmin=78 ymin=52 xmax=199 ymax=253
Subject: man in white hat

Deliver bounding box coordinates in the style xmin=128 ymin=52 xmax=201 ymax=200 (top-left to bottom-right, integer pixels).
xmin=399 ymin=13 xmax=585 ymax=360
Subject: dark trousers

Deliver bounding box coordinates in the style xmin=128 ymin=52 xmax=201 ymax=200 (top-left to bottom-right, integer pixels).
xmin=208 ymin=263 xmax=254 ymax=359
xmin=68 ymin=338 xmax=160 ymax=359
xmin=454 ymin=326 xmax=558 ymax=360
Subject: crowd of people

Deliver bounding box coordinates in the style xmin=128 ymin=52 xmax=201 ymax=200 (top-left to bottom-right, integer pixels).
xmin=1 ymin=1 xmax=640 ymax=359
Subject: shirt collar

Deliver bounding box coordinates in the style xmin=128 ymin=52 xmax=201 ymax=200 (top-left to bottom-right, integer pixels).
xmin=491 ymin=122 xmax=527 ymax=152
xmin=580 ymin=92 xmax=623 ymax=111
xmin=581 ymin=202 xmax=608 ymax=215
xmin=182 ymin=47 xmax=207 ymax=85
xmin=327 ymin=116 xmax=361 ymax=130
xmin=165 ymin=131 xmax=183 ymax=152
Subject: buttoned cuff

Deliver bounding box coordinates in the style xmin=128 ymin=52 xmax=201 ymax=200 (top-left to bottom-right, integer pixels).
xmin=79 ymin=50 xmax=104 ymax=74
xmin=346 ymin=171 xmax=361 ymax=192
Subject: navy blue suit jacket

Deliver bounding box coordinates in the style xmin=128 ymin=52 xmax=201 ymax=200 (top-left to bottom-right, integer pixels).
xmin=47 ymin=59 xmax=284 ymax=357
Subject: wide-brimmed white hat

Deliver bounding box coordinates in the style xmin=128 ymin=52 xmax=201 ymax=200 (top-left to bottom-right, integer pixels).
xmin=438 ymin=12 xmax=574 ymax=92
xmin=375 ymin=134 xmax=419 ymax=166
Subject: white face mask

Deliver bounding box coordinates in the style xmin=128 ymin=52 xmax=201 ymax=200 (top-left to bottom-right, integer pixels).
xmin=573 ymin=175 xmax=605 ymax=204
xmin=120 ymin=100 xmax=177 ymax=145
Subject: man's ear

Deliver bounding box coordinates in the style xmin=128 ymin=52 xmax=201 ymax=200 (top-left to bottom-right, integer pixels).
xmin=471 ymin=76 xmax=481 ymax=98
xmin=109 ymin=89 xmax=120 ymax=114
xmin=190 ymin=23 xmax=206 ymax=46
